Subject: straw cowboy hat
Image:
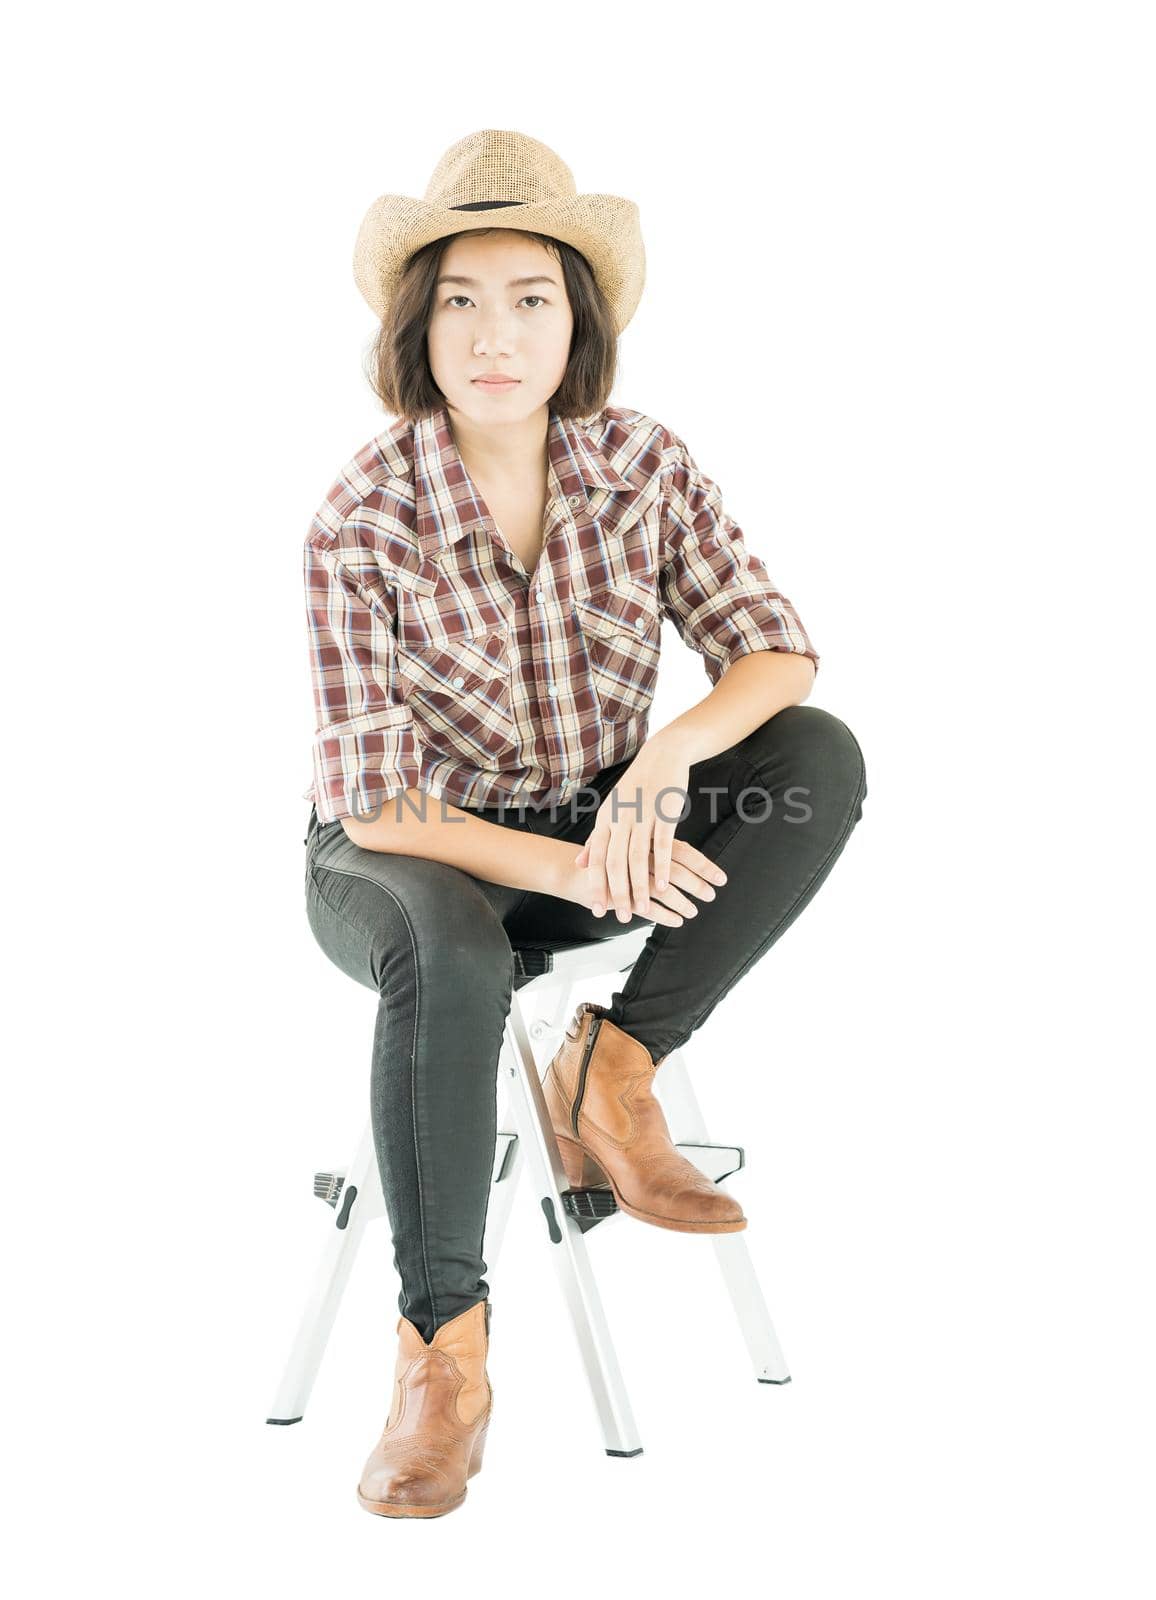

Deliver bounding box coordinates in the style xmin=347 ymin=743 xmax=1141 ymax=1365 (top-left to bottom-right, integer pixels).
xmin=352 ymin=128 xmax=646 ymax=334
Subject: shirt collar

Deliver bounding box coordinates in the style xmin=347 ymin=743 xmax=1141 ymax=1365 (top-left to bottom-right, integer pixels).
xmin=412 ymin=404 xmax=636 ymax=562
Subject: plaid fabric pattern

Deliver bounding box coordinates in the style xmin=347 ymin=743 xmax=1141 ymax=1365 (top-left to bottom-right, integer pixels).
xmin=304 ymin=404 xmax=819 ymax=824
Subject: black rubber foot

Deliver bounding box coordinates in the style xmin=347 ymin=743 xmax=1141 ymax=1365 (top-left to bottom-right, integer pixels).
xmin=562 ymin=1188 xmax=618 ymax=1219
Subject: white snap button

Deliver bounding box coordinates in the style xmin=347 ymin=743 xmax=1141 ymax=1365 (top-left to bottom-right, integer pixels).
xmin=548 ymin=684 xmax=560 ymax=697
xmin=634 ymin=616 xmax=644 ymax=628
xmin=453 ymin=675 xmax=465 ymax=688
xmin=567 ymin=494 xmax=582 ymax=508
xmin=536 ymin=588 xmax=546 ymax=601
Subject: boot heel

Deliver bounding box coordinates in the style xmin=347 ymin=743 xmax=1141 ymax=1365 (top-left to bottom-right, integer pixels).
xmin=468 ymin=1422 xmax=489 ymax=1477
xmin=555 ymin=1135 xmax=609 ymax=1190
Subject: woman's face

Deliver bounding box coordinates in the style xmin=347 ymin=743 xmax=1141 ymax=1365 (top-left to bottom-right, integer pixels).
xmin=426 ymin=229 xmax=574 ymax=425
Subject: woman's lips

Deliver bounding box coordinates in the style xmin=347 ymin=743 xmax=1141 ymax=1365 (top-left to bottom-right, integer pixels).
xmin=472 ymin=377 xmax=520 ymax=390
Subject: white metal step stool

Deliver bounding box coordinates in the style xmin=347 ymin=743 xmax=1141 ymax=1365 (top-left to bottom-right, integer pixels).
xmin=268 ymin=925 xmax=791 ymax=1455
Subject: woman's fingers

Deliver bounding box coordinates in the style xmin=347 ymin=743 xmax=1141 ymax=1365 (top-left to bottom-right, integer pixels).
xmin=582 ymin=827 xmax=611 ymax=915
xmin=671 ymin=839 xmax=728 ymax=892
xmin=603 ymin=831 xmax=638 ymax=922
xmin=642 ymin=895 xmax=685 ymax=928
xmin=649 ymin=875 xmax=699 ymax=918
xmin=579 ymin=829 xmax=726 ymax=920
xmin=628 ymin=824 xmax=655 ymax=916
xmin=651 ymin=819 xmax=678 ymax=890
xmin=657 ymin=855 xmax=718 ymax=907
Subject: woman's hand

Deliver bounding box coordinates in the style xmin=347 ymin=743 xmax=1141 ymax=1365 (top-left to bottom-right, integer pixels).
xmin=569 ymin=733 xmax=728 ymax=924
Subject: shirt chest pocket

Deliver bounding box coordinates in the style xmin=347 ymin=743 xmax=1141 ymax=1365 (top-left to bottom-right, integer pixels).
xmin=396 ymin=627 xmax=518 ymax=762
xmin=572 ymin=580 xmax=662 ymax=722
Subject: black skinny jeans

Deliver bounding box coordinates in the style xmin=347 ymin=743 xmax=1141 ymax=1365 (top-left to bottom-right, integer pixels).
xmin=304 ymin=704 xmax=867 ymax=1342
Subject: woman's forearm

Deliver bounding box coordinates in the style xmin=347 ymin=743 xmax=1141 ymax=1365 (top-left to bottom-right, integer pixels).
xmin=654 ymin=648 xmax=816 ymax=766
xmin=338 ymin=789 xmax=571 ymax=896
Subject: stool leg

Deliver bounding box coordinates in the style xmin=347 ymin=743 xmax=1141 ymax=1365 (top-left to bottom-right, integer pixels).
xmin=655 ymin=1049 xmax=792 ymax=1385
xmin=484 ymin=1085 xmax=525 ymax=1269
xmin=266 ymin=1120 xmax=383 ymax=1424
xmin=502 ymin=988 xmax=645 ymax=1457
xmin=486 ymin=964 xmax=588 ymax=1268
xmin=485 ymin=974 xmax=575 ymax=1270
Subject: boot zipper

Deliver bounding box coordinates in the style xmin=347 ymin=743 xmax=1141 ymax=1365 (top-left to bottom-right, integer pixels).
xmin=571 ymin=1012 xmax=604 ymax=1138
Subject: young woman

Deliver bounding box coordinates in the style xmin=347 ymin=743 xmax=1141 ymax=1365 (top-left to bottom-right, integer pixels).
xmin=301 ymin=130 xmax=868 ymax=1518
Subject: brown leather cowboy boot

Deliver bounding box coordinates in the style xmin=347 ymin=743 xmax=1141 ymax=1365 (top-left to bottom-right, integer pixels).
xmin=542 ymin=1000 xmax=746 ymax=1233
xmin=356 ymin=1298 xmax=493 ymax=1518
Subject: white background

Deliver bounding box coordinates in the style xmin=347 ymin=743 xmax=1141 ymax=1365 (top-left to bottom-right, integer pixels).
xmin=5 ymin=2 xmax=1152 ymax=1593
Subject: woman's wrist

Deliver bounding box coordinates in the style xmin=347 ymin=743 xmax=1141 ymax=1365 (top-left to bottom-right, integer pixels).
xmin=530 ymin=835 xmax=579 ymax=901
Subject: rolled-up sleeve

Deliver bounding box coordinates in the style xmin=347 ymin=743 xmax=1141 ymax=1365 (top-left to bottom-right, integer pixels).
xmin=303 ymin=538 xmax=423 ymax=823
xmin=658 ymin=431 xmax=820 ymax=687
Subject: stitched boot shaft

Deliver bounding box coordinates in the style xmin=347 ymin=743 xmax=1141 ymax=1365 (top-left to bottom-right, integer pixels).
xmin=543 ymin=1001 xmax=746 ymax=1233
xmin=357 ymin=1298 xmax=493 ymax=1518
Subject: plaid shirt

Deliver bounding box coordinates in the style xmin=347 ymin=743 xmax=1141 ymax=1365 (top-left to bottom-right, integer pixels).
xmin=303 ymin=404 xmax=819 ymax=823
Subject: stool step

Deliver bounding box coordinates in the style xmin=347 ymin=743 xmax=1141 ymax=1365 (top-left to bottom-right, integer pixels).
xmin=316 ymin=1144 xmax=741 ymax=1211
xmin=678 ymin=1142 xmax=745 ymax=1184
xmin=557 ymin=1142 xmax=744 ymax=1230
xmin=563 ymin=1186 xmax=619 ymax=1221
xmin=314 ymin=1171 xmax=346 ymax=1208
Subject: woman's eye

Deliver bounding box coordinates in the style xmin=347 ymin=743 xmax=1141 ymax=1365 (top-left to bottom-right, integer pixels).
xmin=444 ymin=295 xmax=546 ymax=309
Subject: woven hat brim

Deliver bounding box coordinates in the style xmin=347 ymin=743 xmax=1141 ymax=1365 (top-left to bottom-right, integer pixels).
xmin=353 ymin=192 xmax=645 ymax=334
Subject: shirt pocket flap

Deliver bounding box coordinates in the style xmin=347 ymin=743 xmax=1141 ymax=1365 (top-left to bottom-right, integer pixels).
xmin=399 ymin=628 xmax=509 ymax=697
xmin=388 ymin=561 xmax=440 ymax=598
xmin=571 ymin=581 xmax=653 ymax=642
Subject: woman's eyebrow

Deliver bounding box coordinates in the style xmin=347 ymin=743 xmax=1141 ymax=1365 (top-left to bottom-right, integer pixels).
xmin=436 ymin=274 xmax=559 ymax=288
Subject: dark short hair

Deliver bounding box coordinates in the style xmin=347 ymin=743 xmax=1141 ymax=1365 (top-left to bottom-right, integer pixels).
xmin=365 ymin=227 xmax=619 ymax=422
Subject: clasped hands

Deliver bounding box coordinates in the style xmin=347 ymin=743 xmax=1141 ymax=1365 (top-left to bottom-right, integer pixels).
xmin=558 ymin=732 xmax=727 ymax=928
